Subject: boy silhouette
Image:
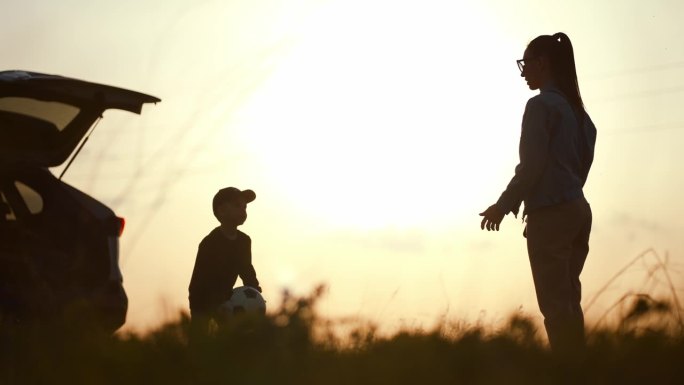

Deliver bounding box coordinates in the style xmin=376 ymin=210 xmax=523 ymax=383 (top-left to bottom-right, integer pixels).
xmin=188 ymin=187 xmax=261 ymax=331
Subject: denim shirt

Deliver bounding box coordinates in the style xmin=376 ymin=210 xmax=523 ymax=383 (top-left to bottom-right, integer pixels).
xmin=495 ymin=85 xmax=597 ymax=217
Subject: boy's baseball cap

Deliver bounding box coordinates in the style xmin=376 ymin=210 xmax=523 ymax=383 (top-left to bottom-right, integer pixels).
xmin=212 ymin=187 xmax=256 ymax=215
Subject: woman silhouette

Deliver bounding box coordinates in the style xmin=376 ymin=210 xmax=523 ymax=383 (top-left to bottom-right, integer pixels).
xmin=479 ymin=32 xmax=597 ymax=353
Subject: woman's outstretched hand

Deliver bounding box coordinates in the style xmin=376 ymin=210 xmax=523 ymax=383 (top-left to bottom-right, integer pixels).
xmin=480 ymin=204 xmax=504 ymax=231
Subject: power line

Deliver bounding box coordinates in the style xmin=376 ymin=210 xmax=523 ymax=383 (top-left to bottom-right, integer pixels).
xmin=601 ymin=123 xmax=684 ymax=135
xmin=584 ymin=60 xmax=684 ymax=80
xmin=587 ymin=85 xmax=684 ymax=104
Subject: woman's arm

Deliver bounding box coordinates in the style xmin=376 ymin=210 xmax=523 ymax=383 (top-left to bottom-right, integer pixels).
xmin=496 ymin=97 xmax=552 ymax=216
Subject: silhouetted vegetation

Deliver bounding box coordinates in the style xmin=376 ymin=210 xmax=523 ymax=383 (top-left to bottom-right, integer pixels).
xmin=2 ymin=280 xmax=684 ymax=385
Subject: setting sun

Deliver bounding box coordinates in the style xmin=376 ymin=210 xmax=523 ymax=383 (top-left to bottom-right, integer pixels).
xmin=236 ymin=0 xmax=524 ymax=230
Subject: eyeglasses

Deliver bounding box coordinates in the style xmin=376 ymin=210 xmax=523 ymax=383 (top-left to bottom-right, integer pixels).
xmin=516 ymin=57 xmax=538 ymax=73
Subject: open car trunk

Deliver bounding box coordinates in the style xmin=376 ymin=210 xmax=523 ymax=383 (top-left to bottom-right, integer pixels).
xmin=0 ymin=70 xmax=160 ymax=167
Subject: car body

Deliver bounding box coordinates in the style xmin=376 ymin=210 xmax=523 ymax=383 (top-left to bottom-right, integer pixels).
xmin=0 ymin=70 xmax=160 ymax=332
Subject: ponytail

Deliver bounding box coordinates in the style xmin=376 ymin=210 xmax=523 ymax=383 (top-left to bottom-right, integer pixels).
xmin=528 ymin=32 xmax=585 ymax=119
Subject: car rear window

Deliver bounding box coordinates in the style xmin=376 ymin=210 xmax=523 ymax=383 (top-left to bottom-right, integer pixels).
xmin=15 ymin=181 xmax=43 ymax=215
xmin=0 ymin=97 xmax=80 ymax=132
xmin=1 ymin=191 xmax=13 ymax=220
xmin=0 ymin=181 xmax=44 ymax=221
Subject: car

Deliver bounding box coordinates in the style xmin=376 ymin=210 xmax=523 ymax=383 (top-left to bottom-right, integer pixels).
xmin=0 ymin=70 xmax=160 ymax=333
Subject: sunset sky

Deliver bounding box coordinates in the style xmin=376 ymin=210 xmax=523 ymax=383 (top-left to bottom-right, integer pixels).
xmin=3 ymin=0 xmax=683 ymax=333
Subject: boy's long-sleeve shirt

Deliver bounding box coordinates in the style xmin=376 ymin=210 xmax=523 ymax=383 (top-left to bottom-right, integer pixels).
xmin=188 ymin=228 xmax=260 ymax=314
xmin=496 ymin=85 xmax=597 ymax=217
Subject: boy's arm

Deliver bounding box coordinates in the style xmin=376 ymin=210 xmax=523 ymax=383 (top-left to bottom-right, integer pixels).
xmin=189 ymin=240 xmax=215 ymax=312
xmin=239 ymin=237 xmax=262 ymax=292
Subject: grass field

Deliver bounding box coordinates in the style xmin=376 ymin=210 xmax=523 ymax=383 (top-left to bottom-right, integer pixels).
xmin=2 ymin=283 xmax=684 ymax=385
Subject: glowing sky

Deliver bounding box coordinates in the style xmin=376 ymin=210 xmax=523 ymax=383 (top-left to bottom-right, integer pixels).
xmin=3 ymin=0 xmax=684 ymax=333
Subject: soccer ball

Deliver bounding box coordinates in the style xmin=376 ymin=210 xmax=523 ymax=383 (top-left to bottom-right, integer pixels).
xmin=218 ymin=286 xmax=266 ymax=318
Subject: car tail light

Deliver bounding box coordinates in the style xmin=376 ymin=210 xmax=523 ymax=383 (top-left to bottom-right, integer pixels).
xmin=117 ymin=216 xmax=125 ymax=236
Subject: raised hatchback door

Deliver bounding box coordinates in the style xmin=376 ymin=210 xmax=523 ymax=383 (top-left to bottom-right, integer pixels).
xmin=0 ymin=70 xmax=160 ymax=167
